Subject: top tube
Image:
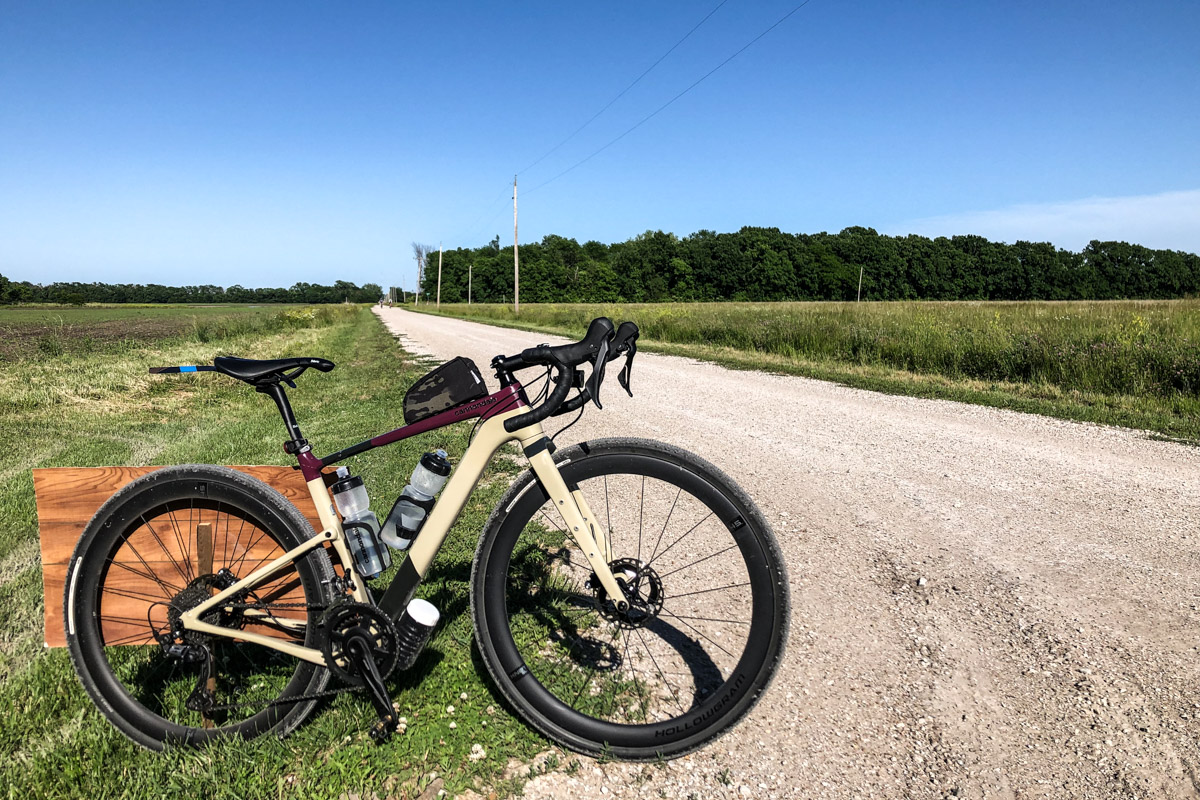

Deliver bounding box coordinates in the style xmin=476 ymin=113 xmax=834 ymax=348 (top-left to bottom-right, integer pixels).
xmin=295 ymin=383 xmax=527 ymax=481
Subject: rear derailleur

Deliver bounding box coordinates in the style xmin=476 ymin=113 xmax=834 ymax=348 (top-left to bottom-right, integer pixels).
xmin=156 ymin=569 xmax=244 ymax=714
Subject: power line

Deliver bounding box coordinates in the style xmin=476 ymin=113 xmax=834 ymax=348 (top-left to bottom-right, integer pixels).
xmin=459 ymin=183 xmax=515 ymax=243
xmin=516 ymin=0 xmax=731 ymax=177
xmin=527 ymin=0 xmax=820 ymax=196
xmin=453 ymin=3 xmax=731 ymax=248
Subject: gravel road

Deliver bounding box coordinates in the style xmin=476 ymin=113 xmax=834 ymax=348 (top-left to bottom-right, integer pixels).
xmin=375 ymin=308 xmax=1200 ymax=800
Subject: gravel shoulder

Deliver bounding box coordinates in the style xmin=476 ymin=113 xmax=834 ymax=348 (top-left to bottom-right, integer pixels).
xmin=376 ymin=307 xmax=1200 ymax=800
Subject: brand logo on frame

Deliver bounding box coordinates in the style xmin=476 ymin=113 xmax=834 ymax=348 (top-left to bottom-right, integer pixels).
xmin=453 ymin=396 xmax=499 ymax=416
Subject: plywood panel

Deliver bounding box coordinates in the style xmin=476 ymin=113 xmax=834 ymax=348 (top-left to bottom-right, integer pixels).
xmin=35 ymin=466 xmax=329 ymax=648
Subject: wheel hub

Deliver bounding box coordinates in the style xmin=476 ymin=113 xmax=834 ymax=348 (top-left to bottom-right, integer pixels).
xmin=593 ymin=558 xmax=664 ymax=629
xmin=160 ymin=572 xmax=244 ymax=658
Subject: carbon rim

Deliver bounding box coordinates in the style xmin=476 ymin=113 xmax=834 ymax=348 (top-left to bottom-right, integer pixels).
xmin=69 ymin=471 xmax=329 ymax=745
xmin=480 ymin=447 xmax=783 ymax=752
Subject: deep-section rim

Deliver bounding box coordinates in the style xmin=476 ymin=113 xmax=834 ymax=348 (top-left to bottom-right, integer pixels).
xmin=472 ymin=438 xmax=789 ymax=760
xmin=64 ymin=464 xmax=334 ymax=749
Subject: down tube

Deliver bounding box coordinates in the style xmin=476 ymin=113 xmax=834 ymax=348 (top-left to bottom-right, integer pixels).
xmin=377 ymin=409 xmax=535 ymax=619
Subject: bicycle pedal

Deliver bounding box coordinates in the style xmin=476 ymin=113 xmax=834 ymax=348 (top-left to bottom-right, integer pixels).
xmin=368 ymin=717 xmax=397 ymax=744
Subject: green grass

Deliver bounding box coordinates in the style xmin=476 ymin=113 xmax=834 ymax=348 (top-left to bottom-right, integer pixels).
xmin=0 ymin=306 xmax=556 ymax=798
xmin=419 ymin=300 xmax=1200 ymax=440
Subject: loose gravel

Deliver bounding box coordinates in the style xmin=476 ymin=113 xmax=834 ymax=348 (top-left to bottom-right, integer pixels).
xmin=376 ymin=308 xmax=1200 ymax=800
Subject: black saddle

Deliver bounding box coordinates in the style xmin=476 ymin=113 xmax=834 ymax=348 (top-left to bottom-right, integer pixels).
xmin=213 ymin=356 xmax=335 ymax=385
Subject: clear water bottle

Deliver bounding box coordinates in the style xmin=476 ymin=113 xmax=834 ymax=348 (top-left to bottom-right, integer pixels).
xmin=330 ymin=467 xmax=391 ymax=579
xmin=380 ymin=450 xmax=452 ymax=551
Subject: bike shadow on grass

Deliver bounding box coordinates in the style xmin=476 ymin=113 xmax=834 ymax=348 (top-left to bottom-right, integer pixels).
xmin=122 ymin=548 xmax=723 ymax=728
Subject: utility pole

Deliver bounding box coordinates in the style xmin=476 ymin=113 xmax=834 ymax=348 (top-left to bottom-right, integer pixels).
xmin=414 ymin=252 xmax=421 ymax=305
xmin=468 ymin=264 xmax=473 ymax=305
xmin=857 ymin=265 xmax=864 ymax=303
xmin=513 ymin=174 xmax=519 ymax=314
xmin=437 ymin=243 xmax=443 ymax=308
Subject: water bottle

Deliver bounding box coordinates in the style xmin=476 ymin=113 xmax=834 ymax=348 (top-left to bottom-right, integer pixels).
xmin=394 ymin=598 xmax=440 ymax=671
xmin=380 ymin=450 xmax=452 ymax=551
xmin=330 ymin=467 xmax=391 ymax=579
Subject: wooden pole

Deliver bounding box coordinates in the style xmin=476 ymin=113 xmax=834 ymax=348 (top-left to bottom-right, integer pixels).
xmin=195 ymin=521 xmax=216 ymax=729
xmin=468 ymin=264 xmax=472 ymax=305
xmin=437 ymin=243 xmax=442 ymax=308
xmin=857 ymin=265 xmax=864 ymax=303
xmin=513 ymin=175 xmax=519 ymax=315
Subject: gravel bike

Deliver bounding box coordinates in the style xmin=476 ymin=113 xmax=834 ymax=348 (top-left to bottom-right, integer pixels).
xmin=64 ymin=317 xmax=790 ymax=759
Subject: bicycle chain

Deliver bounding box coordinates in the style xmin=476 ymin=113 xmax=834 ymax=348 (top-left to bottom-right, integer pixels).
xmin=199 ymin=598 xmax=368 ymax=713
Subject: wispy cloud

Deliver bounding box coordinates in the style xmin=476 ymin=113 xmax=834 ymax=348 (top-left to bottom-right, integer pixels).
xmin=886 ymin=189 xmax=1200 ymax=254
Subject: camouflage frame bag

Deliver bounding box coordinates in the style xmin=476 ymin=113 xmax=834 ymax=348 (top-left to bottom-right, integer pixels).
xmin=403 ymin=356 xmax=489 ymax=424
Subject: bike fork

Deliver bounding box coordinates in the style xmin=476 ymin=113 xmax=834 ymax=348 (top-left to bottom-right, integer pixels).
xmin=522 ymin=444 xmax=630 ymax=611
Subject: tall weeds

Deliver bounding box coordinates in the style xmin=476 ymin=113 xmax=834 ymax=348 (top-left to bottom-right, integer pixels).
xmin=431 ymin=300 xmax=1200 ymax=401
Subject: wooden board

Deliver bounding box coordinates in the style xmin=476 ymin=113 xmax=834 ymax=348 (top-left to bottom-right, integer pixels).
xmin=34 ymin=466 xmax=328 ymax=648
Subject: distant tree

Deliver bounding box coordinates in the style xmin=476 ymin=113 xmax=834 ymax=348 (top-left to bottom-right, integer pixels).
xmin=412 ymin=243 xmax=434 ymax=300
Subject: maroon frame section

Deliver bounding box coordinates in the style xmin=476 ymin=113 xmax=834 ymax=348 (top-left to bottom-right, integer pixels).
xmin=295 ymin=383 xmax=526 ymax=481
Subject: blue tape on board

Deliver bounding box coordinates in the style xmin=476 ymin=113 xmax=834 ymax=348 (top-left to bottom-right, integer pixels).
xmin=180 ymin=366 xmax=197 ymax=372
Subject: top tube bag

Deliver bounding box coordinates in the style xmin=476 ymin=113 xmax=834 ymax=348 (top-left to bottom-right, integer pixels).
xmin=403 ymin=356 xmax=488 ymax=424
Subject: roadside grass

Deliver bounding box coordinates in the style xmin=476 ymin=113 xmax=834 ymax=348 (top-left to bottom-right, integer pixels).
xmin=0 ymin=306 xmax=554 ymax=798
xmin=417 ymin=301 xmax=1200 ymax=440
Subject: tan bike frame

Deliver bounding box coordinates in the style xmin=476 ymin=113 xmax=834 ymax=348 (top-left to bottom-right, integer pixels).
xmin=180 ymin=408 xmax=627 ymax=665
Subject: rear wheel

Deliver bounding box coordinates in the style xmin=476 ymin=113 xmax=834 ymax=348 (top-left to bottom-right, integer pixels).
xmin=65 ymin=465 xmax=335 ymax=749
xmin=471 ymin=438 xmax=789 ymax=760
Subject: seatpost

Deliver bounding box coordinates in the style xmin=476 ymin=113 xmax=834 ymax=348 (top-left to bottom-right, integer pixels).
xmin=256 ymin=383 xmax=307 ymax=452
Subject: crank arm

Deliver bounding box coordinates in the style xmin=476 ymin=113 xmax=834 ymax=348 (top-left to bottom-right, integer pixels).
xmin=345 ymin=634 xmax=398 ymax=743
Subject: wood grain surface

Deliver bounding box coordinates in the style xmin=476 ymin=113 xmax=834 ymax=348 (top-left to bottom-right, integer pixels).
xmin=35 ymin=466 xmax=328 ymax=648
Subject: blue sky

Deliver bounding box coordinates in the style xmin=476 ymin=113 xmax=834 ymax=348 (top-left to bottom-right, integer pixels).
xmin=2 ymin=1 xmax=1198 ymax=290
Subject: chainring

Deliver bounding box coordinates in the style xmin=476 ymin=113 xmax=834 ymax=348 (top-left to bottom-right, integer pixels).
xmin=319 ymin=601 xmax=400 ymax=686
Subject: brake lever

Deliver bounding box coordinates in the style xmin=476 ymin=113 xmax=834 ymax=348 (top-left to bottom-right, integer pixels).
xmin=617 ymin=343 xmax=636 ymax=397
xmin=584 ymin=338 xmax=610 ymax=410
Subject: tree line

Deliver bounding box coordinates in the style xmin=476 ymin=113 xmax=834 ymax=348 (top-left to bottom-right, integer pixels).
xmin=0 ymin=277 xmax=383 ymax=305
xmin=419 ymin=228 xmax=1200 ymax=303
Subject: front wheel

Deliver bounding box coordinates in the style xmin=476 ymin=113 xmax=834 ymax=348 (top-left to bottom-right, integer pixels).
xmin=471 ymin=438 xmax=789 ymax=760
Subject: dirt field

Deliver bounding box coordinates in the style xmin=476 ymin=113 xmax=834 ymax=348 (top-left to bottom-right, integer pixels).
xmin=377 ymin=307 xmax=1200 ymax=800
xmin=0 ymin=305 xmax=278 ymax=361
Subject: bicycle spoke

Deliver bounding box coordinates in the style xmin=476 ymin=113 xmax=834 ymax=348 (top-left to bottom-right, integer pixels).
xmin=538 ymin=508 xmax=567 ymax=534
xmin=664 ymin=581 xmax=751 ymax=602
xmin=603 ymin=474 xmax=613 ymax=555
xmin=102 ymin=557 xmax=180 ymax=599
xmin=103 ymin=629 xmax=161 ymax=647
xmin=658 ymin=608 xmax=738 ymax=661
xmin=647 ymin=486 xmax=682 ymax=565
xmin=644 ymin=511 xmax=715 ymax=569
xmin=164 ymin=505 xmax=195 ymax=585
xmin=656 ymin=542 xmax=739 ymax=580
xmin=228 ymin=527 xmax=272 ymax=578
xmin=663 ymin=613 xmax=751 ymax=626
xmin=634 ymin=626 xmax=686 ymax=716
xmin=137 ymin=514 xmax=192 ymax=589
xmin=636 ymin=476 xmax=645 ymax=564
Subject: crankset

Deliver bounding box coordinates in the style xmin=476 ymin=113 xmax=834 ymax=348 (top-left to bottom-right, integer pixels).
xmin=319 ymin=601 xmax=401 ymax=742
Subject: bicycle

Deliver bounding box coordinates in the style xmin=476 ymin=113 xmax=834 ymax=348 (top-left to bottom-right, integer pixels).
xmin=64 ymin=317 xmax=790 ymax=760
